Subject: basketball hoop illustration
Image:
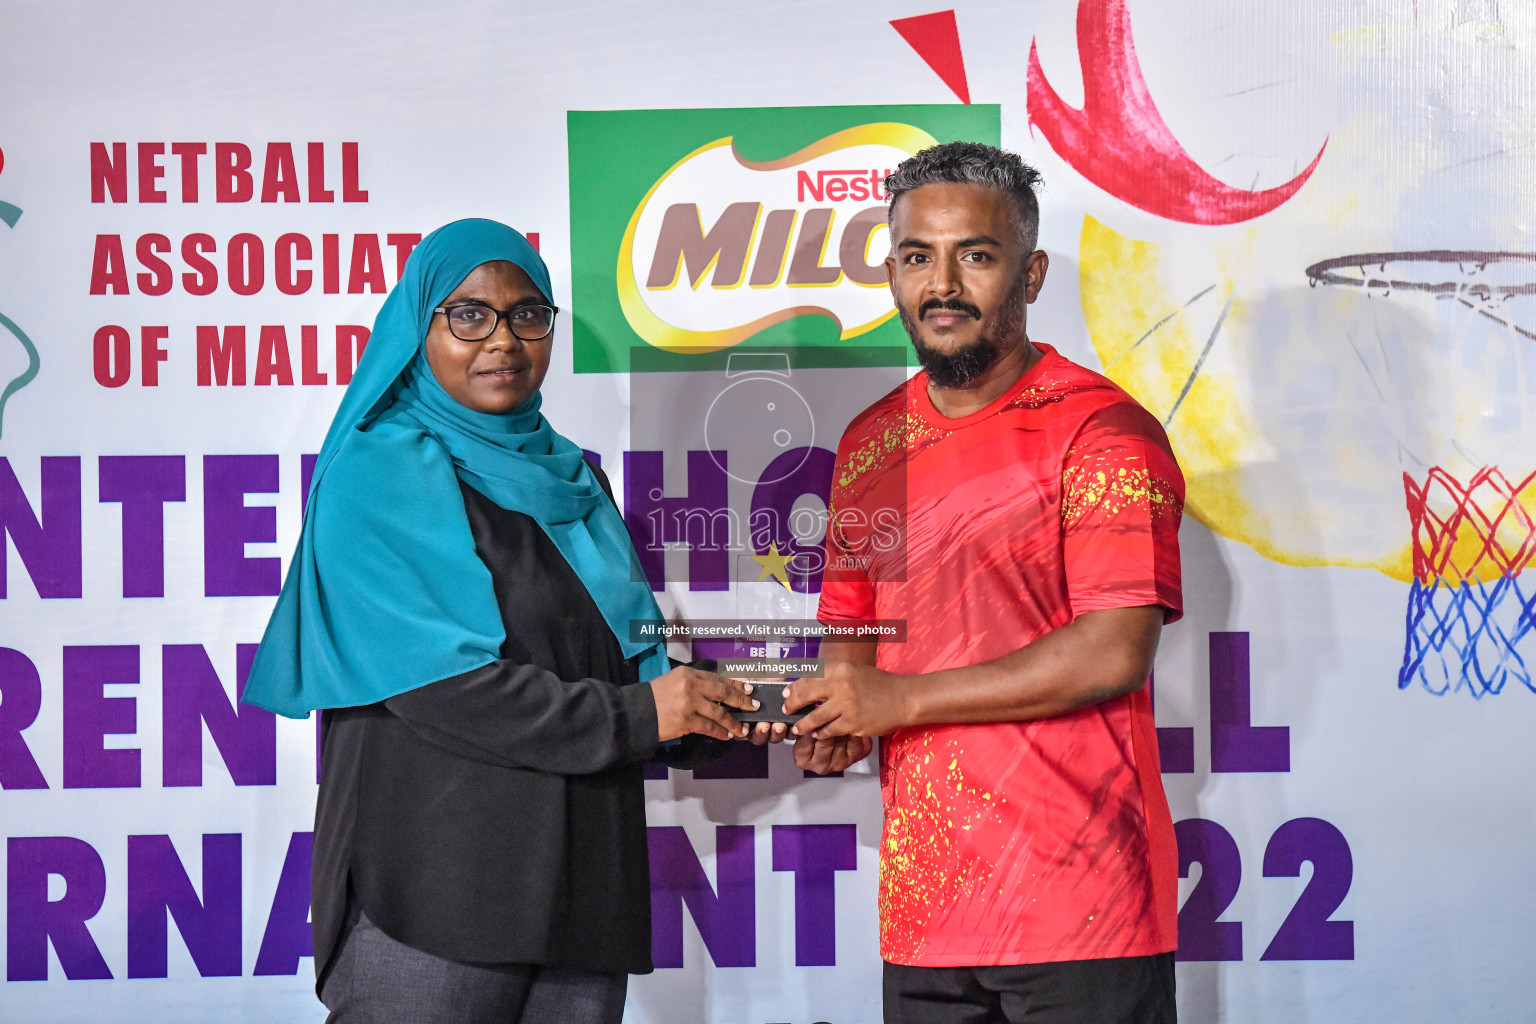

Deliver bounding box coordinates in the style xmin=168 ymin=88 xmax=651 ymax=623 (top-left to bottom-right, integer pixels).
xmin=1307 ymin=250 xmax=1536 ymax=695
xmin=1306 ymin=250 xmax=1536 ymax=339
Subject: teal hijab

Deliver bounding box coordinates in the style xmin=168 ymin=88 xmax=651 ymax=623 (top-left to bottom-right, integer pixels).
xmin=242 ymin=218 xmax=670 ymax=719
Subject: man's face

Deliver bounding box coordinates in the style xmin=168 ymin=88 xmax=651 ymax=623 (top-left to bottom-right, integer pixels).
xmin=885 ymin=182 xmax=1049 ymax=387
xmin=424 ymin=260 xmax=553 ymax=414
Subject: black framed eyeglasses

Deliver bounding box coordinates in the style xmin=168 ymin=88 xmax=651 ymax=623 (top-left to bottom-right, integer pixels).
xmin=434 ymin=301 xmax=559 ymax=342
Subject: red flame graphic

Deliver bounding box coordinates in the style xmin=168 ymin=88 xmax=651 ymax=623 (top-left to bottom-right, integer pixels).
xmin=1027 ymin=0 xmax=1326 ymax=225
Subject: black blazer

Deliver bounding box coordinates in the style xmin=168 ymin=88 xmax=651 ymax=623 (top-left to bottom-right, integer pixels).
xmin=311 ymin=470 xmax=723 ymax=987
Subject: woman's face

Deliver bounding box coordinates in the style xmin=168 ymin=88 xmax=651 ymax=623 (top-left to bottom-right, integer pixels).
xmin=424 ymin=260 xmax=553 ymax=414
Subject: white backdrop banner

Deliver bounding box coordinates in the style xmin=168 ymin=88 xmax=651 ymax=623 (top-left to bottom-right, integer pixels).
xmin=1 ymin=1 xmax=1533 ymax=1022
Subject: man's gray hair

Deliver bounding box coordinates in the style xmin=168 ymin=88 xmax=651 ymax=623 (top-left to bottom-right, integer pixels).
xmin=884 ymin=142 xmax=1044 ymax=252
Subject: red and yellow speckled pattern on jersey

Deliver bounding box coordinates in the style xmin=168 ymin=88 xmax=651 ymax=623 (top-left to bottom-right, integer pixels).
xmin=1061 ymin=452 xmax=1182 ymax=526
xmin=833 ymin=396 xmax=950 ymax=497
xmin=837 ymin=406 xmax=917 ymax=493
xmin=820 ymin=344 xmax=1186 ymax=967
xmin=878 ymin=731 xmax=1008 ymax=958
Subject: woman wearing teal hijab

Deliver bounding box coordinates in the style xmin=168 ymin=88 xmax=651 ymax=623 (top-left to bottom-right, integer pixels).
xmin=243 ymin=219 xmax=756 ymax=1023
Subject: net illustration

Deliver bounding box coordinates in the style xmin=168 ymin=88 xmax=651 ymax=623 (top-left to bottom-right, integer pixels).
xmin=1306 ymin=251 xmax=1536 ymax=696
xmin=1400 ymin=468 xmax=1536 ymax=695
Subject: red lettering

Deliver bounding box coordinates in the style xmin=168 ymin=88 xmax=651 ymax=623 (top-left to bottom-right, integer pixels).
xmin=387 ymin=233 xmax=422 ymax=280
xmin=93 ymin=326 xmax=131 ymax=387
xmin=135 ymin=234 xmax=172 ymax=296
xmin=335 ymin=326 xmax=369 ymax=385
xmin=182 ymin=234 xmax=218 ymax=295
xmin=322 ymin=234 xmax=340 ymax=294
xmin=260 ymin=143 xmax=301 ymax=203
xmin=347 ymin=234 xmax=385 ymax=294
xmin=90 ymin=235 xmax=129 ymax=295
xmin=275 ymin=233 xmax=313 ymax=295
xmin=140 ymin=326 xmax=169 ymax=386
xmin=137 ymin=143 xmax=167 ymax=203
xmin=300 ymin=325 xmax=327 ymax=385
xmin=91 ymin=143 xmax=127 ymax=203
xmin=254 ymin=326 xmax=295 ymax=386
xmin=341 ymin=143 xmax=368 ymax=202
xmin=307 ymin=143 xmax=334 ymax=202
xmin=196 ymin=325 xmax=246 ymax=386
xmin=171 ymin=143 xmax=206 ymax=202
xmin=86 ymin=227 xmax=423 ymax=297
xmin=215 ymin=143 xmax=254 ymax=202
xmin=227 ymin=233 xmax=264 ymax=295
xmin=798 ymin=170 xmax=872 ymax=204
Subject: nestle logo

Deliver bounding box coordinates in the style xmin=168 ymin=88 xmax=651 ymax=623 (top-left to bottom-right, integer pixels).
xmin=796 ymin=168 xmax=893 ymax=204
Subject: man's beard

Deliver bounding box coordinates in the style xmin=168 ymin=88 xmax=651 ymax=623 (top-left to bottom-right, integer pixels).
xmin=899 ymin=276 xmax=1028 ymax=389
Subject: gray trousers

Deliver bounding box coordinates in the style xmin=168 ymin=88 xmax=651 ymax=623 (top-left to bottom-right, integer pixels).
xmin=320 ymin=909 xmax=628 ymax=1024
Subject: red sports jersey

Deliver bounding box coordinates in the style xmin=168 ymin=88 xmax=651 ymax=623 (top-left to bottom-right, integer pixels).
xmin=817 ymin=344 xmax=1184 ymax=967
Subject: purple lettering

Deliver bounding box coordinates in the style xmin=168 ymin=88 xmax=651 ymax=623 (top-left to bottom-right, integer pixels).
xmin=748 ymin=446 xmax=835 ymax=594
xmin=253 ymin=832 xmax=315 ymax=975
xmin=624 ymin=451 xmax=730 ymax=591
xmin=0 ymin=456 xmax=82 ymax=598
xmin=691 ymin=741 xmax=768 ymax=780
xmin=1175 ymin=818 xmax=1243 ymax=962
xmin=771 ymin=824 xmax=857 ymax=966
xmin=62 ymin=645 xmax=140 ymax=789
xmin=648 ymin=825 xmax=755 ymax=968
xmin=162 ymin=645 xmax=275 ymax=786
xmin=6 ymin=836 xmax=112 ymax=980
xmin=1209 ymin=632 xmax=1289 ymax=773
xmin=300 ymin=453 xmax=319 ymax=517
xmin=127 ymin=833 xmax=242 ymax=977
xmin=0 ymin=648 xmax=47 ymax=789
xmin=99 ymin=455 xmax=185 ymax=598
xmin=1149 ymin=672 xmax=1194 ymax=773
xmin=1260 ymin=818 xmax=1355 ymax=961
xmin=203 ymin=455 xmax=280 ymax=597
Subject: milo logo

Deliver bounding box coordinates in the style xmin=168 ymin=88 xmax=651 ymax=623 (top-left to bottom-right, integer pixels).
xmin=569 ymin=105 xmax=1000 ymax=372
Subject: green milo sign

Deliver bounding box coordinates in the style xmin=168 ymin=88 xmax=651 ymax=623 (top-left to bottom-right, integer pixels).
xmin=567 ymin=104 xmax=1001 ymax=373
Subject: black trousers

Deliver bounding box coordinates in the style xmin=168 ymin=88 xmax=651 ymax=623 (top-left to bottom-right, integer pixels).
xmin=883 ymin=953 xmax=1176 ymax=1024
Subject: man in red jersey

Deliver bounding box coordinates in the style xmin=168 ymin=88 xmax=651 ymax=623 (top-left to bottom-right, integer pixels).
xmin=783 ymin=142 xmax=1184 ymax=1023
